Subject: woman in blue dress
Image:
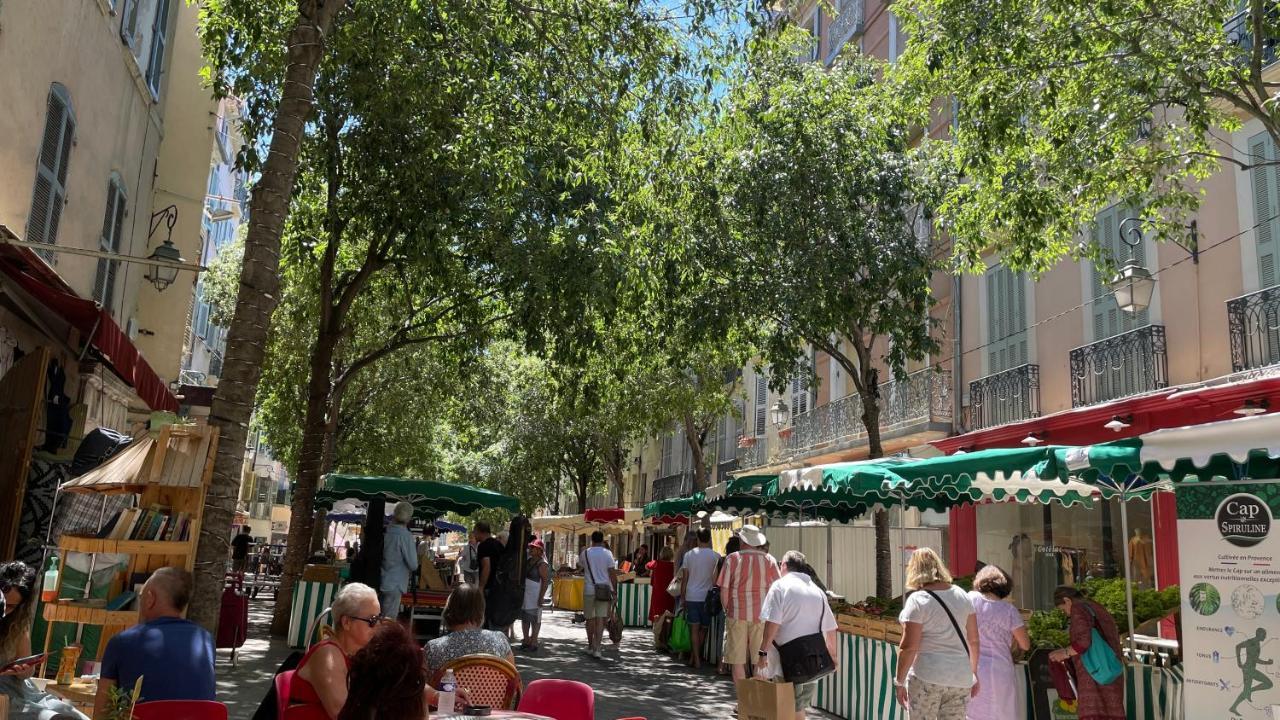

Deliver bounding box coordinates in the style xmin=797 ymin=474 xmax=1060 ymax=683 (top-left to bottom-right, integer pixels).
xmin=0 ymin=561 xmax=87 ymax=720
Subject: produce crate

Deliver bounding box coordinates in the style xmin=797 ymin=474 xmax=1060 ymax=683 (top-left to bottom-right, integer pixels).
xmin=838 ymin=613 xmax=902 ymax=643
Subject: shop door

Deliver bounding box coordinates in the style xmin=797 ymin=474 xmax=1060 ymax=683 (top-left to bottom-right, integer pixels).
xmin=0 ymin=347 xmax=49 ymax=558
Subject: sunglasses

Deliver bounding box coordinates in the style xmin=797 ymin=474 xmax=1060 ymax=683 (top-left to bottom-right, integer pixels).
xmin=346 ymin=614 xmax=384 ymax=628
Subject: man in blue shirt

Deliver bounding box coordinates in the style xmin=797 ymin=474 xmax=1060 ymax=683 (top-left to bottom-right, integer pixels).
xmin=380 ymin=501 xmax=419 ymax=620
xmin=93 ymin=567 xmax=215 ymax=715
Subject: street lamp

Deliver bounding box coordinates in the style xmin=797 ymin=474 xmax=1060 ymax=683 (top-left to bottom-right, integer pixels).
xmin=143 ymin=239 xmax=184 ymax=292
xmin=770 ymin=399 xmax=789 ymax=429
xmin=1110 ymin=216 xmax=1198 ymax=314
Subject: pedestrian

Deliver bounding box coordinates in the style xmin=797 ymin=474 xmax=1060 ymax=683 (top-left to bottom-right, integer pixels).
xmin=966 ymin=565 xmax=1030 ymax=720
xmin=647 ymin=545 xmax=677 ymax=622
xmin=0 ymin=561 xmax=89 ymax=720
xmin=379 ymin=502 xmax=419 ymax=622
xmin=632 ymin=544 xmax=651 ymax=577
xmin=718 ymin=525 xmax=780 ymax=681
xmin=94 ymin=568 xmax=215 ymax=714
xmin=755 ymin=551 xmax=839 ymax=720
xmin=579 ymin=530 xmax=618 ymax=659
xmin=457 ymin=529 xmax=480 ymax=585
xmin=675 ymin=529 xmax=698 ymax=571
xmin=1047 ymin=586 xmax=1125 ymax=720
xmin=283 ymin=583 xmax=381 ymax=719
xmin=895 ymin=547 xmax=979 ymax=720
xmin=474 ymin=522 xmax=502 ymax=592
xmin=231 ymin=526 xmax=252 ymax=573
xmin=521 ymin=538 xmax=550 ymax=651
xmin=678 ymin=528 xmax=720 ymax=669
xmin=340 ymin=623 xmax=436 ymax=719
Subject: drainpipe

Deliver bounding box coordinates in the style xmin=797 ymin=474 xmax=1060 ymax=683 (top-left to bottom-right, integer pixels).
xmin=952 ymin=274 xmax=963 ymax=433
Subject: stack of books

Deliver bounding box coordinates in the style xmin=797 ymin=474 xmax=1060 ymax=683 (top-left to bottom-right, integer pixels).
xmin=94 ymin=506 xmax=192 ymax=542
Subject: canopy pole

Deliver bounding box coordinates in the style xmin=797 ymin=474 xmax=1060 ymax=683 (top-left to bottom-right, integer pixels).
xmin=1118 ymin=479 xmax=1138 ymax=660
xmin=899 ymin=492 xmax=907 ymax=591
xmin=826 ymin=522 xmax=834 ymax=589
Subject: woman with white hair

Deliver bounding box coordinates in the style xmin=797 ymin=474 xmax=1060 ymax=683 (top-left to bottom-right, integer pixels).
xmin=895 ymin=548 xmax=980 ymax=720
xmin=285 ymin=583 xmax=381 ymax=719
xmin=379 ymin=501 xmax=419 ymax=621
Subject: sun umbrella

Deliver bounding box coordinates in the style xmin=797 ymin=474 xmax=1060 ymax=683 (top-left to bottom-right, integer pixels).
xmin=314 ymin=474 xmax=521 ymax=517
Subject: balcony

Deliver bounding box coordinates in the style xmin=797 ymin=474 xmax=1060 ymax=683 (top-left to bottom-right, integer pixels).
xmin=736 ymin=440 xmax=768 ymax=472
xmin=968 ymin=364 xmax=1040 ymax=431
xmin=1069 ymin=325 xmax=1168 ymax=407
xmin=650 ymin=471 xmax=693 ymax=502
xmin=1229 ymin=286 xmax=1280 ymax=372
xmin=1226 ymin=7 xmax=1279 ymax=69
xmin=783 ymin=368 xmax=953 ymax=458
xmin=824 ymin=0 xmax=865 ymax=65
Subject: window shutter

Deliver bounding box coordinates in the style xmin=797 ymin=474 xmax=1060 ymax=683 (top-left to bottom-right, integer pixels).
xmin=754 ymin=375 xmax=768 ymax=436
xmin=986 ymin=264 xmax=1028 ymax=374
xmin=1091 ymin=204 xmax=1147 ymax=340
xmin=1251 ymin=132 xmax=1280 ymax=289
xmin=986 ymin=266 xmax=998 ymax=372
xmin=146 ymin=0 xmax=172 ymax=95
xmin=94 ymin=180 xmax=126 ymax=308
xmin=28 ymin=87 xmax=74 ymax=255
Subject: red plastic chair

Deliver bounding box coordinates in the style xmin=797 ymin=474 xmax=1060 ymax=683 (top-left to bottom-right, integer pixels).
xmin=133 ymin=700 xmax=228 ymax=719
xmin=274 ymin=670 xmax=295 ymax=718
xmin=516 ymin=679 xmax=594 ymax=720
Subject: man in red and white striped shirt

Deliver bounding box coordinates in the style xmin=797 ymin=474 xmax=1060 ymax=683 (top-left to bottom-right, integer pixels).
xmin=717 ymin=524 xmax=781 ymax=681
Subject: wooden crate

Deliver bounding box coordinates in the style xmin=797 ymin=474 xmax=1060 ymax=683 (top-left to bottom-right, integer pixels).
xmin=837 ymin=613 xmax=902 ymax=643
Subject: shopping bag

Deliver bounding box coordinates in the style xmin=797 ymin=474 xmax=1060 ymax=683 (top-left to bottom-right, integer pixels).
xmin=736 ymin=678 xmax=795 ymax=720
xmin=669 ymin=612 xmax=692 ymax=653
xmin=652 ymin=610 xmax=673 ymax=650
xmin=606 ymin=607 xmax=623 ymax=645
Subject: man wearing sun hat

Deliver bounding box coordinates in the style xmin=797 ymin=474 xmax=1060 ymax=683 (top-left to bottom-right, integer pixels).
xmin=520 ymin=537 xmax=551 ymax=651
xmin=717 ymin=524 xmax=781 ymax=681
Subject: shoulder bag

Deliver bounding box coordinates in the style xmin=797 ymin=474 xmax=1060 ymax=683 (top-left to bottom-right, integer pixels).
xmin=1079 ymin=602 xmax=1124 ymax=685
xmin=773 ymin=596 xmax=837 ymax=684
xmin=584 ymin=549 xmax=616 ymax=603
xmin=922 ymin=588 xmax=970 ymax=657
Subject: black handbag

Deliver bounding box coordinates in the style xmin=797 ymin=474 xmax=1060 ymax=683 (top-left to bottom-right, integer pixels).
xmin=706 ymin=586 xmax=723 ymax=617
xmin=774 ymin=600 xmax=836 ymax=684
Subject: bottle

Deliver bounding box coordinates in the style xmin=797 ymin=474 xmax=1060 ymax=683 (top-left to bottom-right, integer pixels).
xmin=41 ymin=557 xmax=59 ymax=603
xmin=436 ymin=669 xmax=457 ymax=716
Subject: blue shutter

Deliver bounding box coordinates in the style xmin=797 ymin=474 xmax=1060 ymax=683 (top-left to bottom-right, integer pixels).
xmin=1249 ymin=132 xmax=1280 ymax=289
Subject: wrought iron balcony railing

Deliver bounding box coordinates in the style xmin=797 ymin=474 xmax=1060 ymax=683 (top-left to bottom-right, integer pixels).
xmin=736 ymin=439 xmax=768 ymax=472
xmin=651 ymin=471 xmax=693 ymax=502
xmin=968 ymin=364 xmax=1040 ymax=431
xmin=784 ymin=369 xmax=953 ymax=456
xmin=1227 ymin=7 xmax=1279 ymax=69
xmin=1229 ymin=285 xmax=1280 ymax=372
xmin=1069 ymin=325 xmax=1168 ymax=407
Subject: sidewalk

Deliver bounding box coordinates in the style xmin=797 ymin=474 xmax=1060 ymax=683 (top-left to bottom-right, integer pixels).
xmin=218 ymin=599 xmax=839 ymax=720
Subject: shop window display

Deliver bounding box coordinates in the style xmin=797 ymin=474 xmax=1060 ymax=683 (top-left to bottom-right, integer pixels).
xmin=973 ymin=499 xmax=1154 ymax=611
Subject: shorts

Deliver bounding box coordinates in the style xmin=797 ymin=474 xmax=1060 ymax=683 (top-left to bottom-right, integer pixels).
xmin=583 ymin=596 xmax=612 ymax=620
xmin=232 ymin=557 xmax=248 ymax=573
xmin=724 ymin=618 xmax=766 ymax=664
xmin=684 ymin=601 xmax=710 ymax=625
xmin=794 ymin=681 xmax=817 ymax=711
xmin=521 ymin=608 xmax=543 ymax=624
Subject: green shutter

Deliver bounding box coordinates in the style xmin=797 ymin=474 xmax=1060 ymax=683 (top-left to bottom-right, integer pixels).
xmin=1250 ymin=132 xmax=1280 ymax=289
xmin=754 ymin=375 xmax=767 ymax=436
xmin=986 ymin=264 xmax=1028 ymax=374
xmin=28 ymin=85 xmax=74 ymax=255
xmin=1091 ymin=204 xmax=1147 ymax=340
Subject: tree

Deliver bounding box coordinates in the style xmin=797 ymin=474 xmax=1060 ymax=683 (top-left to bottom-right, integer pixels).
xmin=896 ymin=0 xmax=1274 ymax=272
xmin=699 ymin=39 xmax=946 ymax=598
xmin=192 ymin=0 xmax=349 ymax=629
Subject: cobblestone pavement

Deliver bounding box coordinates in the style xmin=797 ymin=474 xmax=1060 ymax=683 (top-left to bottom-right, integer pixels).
xmin=219 ymin=599 xmax=838 ymax=720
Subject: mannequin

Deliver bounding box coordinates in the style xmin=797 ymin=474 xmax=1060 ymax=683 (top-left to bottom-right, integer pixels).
xmin=1128 ymin=527 xmax=1154 ymax=587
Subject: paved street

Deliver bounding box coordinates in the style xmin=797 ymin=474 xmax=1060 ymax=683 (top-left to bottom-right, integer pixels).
xmin=218 ymin=598 xmax=838 ymax=720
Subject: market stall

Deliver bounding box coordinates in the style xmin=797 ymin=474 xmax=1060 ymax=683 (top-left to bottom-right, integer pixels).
xmin=536 ymin=508 xmax=645 ymax=613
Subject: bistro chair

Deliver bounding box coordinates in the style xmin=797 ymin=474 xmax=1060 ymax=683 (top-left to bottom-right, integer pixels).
xmin=132 ymin=700 xmax=228 ymax=719
xmin=516 ymin=679 xmax=593 ymax=720
xmin=433 ymin=654 xmax=522 ymax=710
xmin=274 ymin=669 xmax=295 ymax=718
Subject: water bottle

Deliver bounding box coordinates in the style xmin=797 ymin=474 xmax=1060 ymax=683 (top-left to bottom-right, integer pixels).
xmin=41 ymin=557 xmax=59 ymax=603
xmin=437 ymin=668 xmax=457 ymax=715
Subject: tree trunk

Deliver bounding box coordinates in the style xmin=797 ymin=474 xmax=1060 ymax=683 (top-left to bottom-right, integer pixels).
xmin=863 ymin=397 xmax=892 ymax=599
xmin=190 ymin=0 xmax=346 ymax=632
xmin=271 ymin=326 xmax=339 ymax=634
xmin=681 ymin=414 xmax=708 ymax=492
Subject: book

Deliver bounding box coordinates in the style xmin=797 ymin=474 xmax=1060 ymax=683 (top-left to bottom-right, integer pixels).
xmin=112 ymin=509 xmax=140 ymax=541
xmin=95 ymin=510 xmax=122 ymax=539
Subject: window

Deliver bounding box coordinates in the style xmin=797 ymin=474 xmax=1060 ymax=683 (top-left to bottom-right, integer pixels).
xmin=986 ymin=264 xmax=1028 ymax=374
xmin=1090 ymin=203 xmax=1149 ymax=339
xmin=145 ymin=0 xmax=172 ymax=96
xmin=754 ymin=375 xmax=768 ymax=436
xmin=27 ymin=84 xmax=75 ymax=257
xmin=93 ymin=176 xmax=127 ymax=311
xmin=790 ymin=376 xmax=809 ymax=420
xmin=811 ymin=10 xmax=822 ymax=63
xmin=1248 ymin=131 xmax=1280 ymax=289
xmin=888 ymin=11 xmax=908 ymax=63
xmin=120 ymin=0 xmax=144 ymax=51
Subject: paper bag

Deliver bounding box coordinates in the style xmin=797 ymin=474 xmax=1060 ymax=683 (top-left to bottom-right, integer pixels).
xmin=736 ymin=677 xmax=795 ymax=720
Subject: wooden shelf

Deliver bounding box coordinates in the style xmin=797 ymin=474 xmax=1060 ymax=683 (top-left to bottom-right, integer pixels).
xmin=42 ymin=603 xmax=137 ymax=626
xmin=58 ymin=536 xmax=190 ymax=556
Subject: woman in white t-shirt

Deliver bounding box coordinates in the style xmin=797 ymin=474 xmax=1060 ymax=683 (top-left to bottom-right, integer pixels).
xmin=895 ymin=548 xmax=979 ymax=720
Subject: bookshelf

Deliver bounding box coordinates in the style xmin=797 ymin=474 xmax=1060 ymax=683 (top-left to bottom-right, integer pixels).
xmin=41 ymin=423 xmax=218 ymax=663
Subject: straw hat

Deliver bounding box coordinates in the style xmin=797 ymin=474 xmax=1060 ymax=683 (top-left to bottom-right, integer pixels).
xmin=738 ymin=524 xmax=767 ymax=548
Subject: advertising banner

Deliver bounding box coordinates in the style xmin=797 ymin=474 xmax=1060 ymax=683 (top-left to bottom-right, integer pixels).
xmin=1177 ymin=482 xmax=1280 ymax=719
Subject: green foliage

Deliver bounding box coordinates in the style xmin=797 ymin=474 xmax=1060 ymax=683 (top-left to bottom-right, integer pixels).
xmin=895 ymin=0 xmax=1273 ymax=273
xmin=202 ymin=233 xmax=243 ymax=329
xmin=1025 ymin=579 xmax=1181 ymax=648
